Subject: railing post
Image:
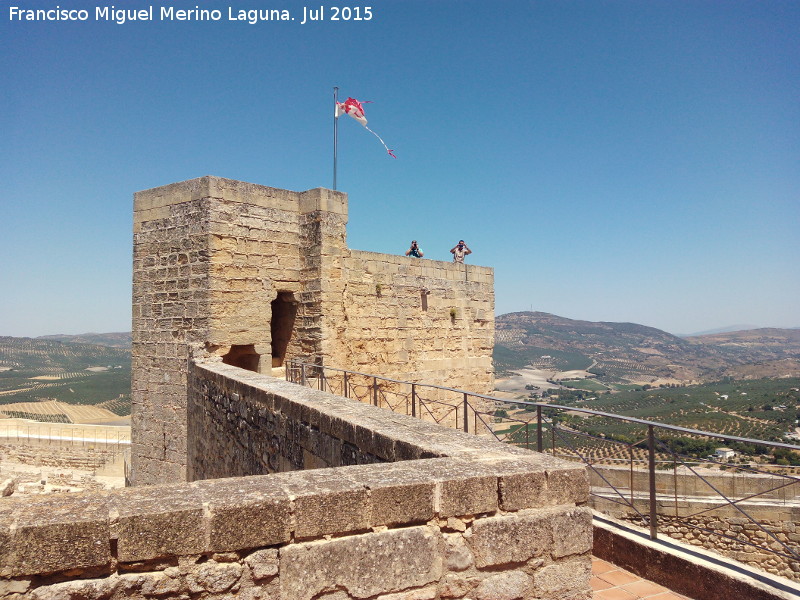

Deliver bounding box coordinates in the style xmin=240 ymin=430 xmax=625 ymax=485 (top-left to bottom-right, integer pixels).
xmin=411 ymin=383 xmax=416 ymax=418
xmin=536 ymin=406 xmax=543 ymax=452
xmin=463 ymin=393 xmax=469 ymax=433
xmin=373 ymin=377 xmax=378 ymax=407
xmin=344 ymin=371 xmax=349 ymax=398
xmin=648 ymin=424 xmax=658 ymax=540
xmin=630 ymin=444 xmax=634 ymax=508
xmin=301 ymin=363 xmax=306 ymax=387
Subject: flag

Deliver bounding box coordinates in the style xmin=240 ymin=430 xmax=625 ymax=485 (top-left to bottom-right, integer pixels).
xmin=335 ymin=96 xmax=396 ymax=158
xmin=335 ymin=97 xmax=369 ymax=126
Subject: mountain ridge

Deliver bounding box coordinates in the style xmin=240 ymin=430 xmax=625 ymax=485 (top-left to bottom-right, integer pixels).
xmin=495 ymin=311 xmax=800 ymax=383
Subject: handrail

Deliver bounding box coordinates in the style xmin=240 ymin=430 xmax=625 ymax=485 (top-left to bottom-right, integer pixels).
xmin=285 ymin=359 xmax=800 ymax=572
xmin=287 ymin=360 xmax=800 ymax=451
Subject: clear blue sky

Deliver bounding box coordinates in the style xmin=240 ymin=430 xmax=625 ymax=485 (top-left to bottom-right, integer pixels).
xmin=1 ymin=0 xmax=798 ymax=337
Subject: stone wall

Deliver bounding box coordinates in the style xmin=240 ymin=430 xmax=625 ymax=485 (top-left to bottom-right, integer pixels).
xmin=132 ymin=176 xmax=494 ymax=486
xmin=337 ymin=251 xmax=494 ymax=394
xmin=1 ymin=361 xmax=591 ymax=600
xmin=590 ymin=464 xmax=800 ymax=503
xmin=0 ymin=445 xmax=112 ymax=470
xmin=593 ymin=516 xmax=799 ymax=600
xmin=593 ymin=494 xmax=800 ymax=582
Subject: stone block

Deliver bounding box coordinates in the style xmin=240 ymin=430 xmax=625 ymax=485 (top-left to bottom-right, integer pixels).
xmin=113 ymin=485 xmax=205 ymax=563
xmin=280 ymin=526 xmax=442 ymax=600
xmin=473 ymin=570 xmax=532 ymax=600
xmin=28 ymin=577 xmax=116 ymax=600
xmin=190 ymin=561 xmax=244 ymax=594
xmin=0 ymin=579 xmax=30 ymax=596
xmin=468 ymin=510 xmax=556 ymax=567
xmin=341 ymin=463 xmax=436 ymax=527
xmin=277 ymin=470 xmax=370 ymax=539
xmin=5 ymin=494 xmax=111 ymax=577
xmin=244 ymin=548 xmax=279 ymax=580
xmin=376 ymin=586 xmax=437 ymax=600
xmin=414 ymin=460 xmax=497 ymax=517
xmin=195 ymin=477 xmax=292 ymax=552
xmin=499 ymin=460 xmax=588 ymax=510
xmin=531 ymin=556 xmax=592 ymax=600
xmin=444 ymin=533 xmax=474 ymax=571
xmin=551 ymin=507 xmax=592 ymax=558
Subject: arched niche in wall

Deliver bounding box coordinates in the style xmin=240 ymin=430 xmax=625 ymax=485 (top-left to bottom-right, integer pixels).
xmin=271 ymin=291 xmax=298 ymax=367
xmin=222 ymin=344 xmax=260 ymax=372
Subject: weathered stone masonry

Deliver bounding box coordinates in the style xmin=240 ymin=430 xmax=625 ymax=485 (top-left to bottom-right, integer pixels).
xmin=132 ymin=176 xmax=494 ymax=486
xmin=0 ymin=361 xmax=592 ymax=600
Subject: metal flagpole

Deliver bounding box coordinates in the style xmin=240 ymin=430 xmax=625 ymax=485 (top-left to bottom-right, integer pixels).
xmin=333 ymin=86 xmax=339 ymax=190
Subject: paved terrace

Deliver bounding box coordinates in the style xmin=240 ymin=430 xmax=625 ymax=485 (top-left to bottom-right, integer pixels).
xmin=592 ymin=558 xmax=691 ymax=600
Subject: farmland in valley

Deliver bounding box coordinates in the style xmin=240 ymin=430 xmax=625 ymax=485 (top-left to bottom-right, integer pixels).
xmin=0 ymin=336 xmax=131 ymax=422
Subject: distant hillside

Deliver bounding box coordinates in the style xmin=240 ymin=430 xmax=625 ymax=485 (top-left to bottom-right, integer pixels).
xmin=680 ymin=324 xmax=759 ymax=337
xmin=36 ymin=332 xmax=131 ymax=349
xmin=495 ymin=312 xmax=800 ymax=383
xmin=0 ymin=337 xmax=129 ymax=372
xmin=0 ymin=337 xmax=131 ymax=416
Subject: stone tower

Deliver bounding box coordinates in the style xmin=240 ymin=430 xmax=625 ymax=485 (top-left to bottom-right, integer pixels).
xmin=132 ymin=176 xmax=494 ymax=485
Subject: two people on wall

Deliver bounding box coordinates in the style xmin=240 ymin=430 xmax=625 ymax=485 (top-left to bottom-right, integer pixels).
xmin=404 ymin=239 xmax=472 ymax=263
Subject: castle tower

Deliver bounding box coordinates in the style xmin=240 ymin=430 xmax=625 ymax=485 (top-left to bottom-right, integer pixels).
xmin=132 ymin=176 xmax=347 ymax=485
xmin=132 ymin=176 xmax=494 ymax=486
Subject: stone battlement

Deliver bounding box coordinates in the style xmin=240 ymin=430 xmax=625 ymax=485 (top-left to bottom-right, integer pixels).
xmin=133 ymin=176 xmax=347 ymax=230
xmin=0 ymin=361 xmax=591 ymax=599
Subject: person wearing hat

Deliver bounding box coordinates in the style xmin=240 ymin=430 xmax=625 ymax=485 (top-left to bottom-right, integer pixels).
xmin=450 ymin=240 xmax=471 ymax=263
xmin=405 ymin=240 xmax=424 ymax=258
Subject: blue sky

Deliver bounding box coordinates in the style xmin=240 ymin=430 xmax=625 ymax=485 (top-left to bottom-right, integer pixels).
xmin=1 ymin=0 xmax=798 ymax=337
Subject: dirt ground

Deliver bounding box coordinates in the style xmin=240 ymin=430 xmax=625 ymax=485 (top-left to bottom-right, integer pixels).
xmin=494 ymin=368 xmax=562 ymax=399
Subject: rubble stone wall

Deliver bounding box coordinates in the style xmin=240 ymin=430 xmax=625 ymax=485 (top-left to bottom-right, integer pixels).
xmin=593 ymin=495 xmax=800 ymax=582
xmin=1 ymin=362 xmax=591 ymax=600
xmin=0 ymin=445 xmax=112 ymax=470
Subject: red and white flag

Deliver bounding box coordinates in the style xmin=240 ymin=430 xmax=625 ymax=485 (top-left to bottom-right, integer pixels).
xmin=335 ymin=96 xmax=396 ymax=158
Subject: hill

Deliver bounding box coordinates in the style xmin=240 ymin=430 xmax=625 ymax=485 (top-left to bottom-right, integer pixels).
xmin=495 ymin=312 xmax=800 ymax=384
xmin=35 ymin=332 xmax=131 ymax=349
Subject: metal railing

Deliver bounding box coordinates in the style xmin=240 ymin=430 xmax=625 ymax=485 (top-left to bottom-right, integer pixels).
xmin=0 ymin=421 xmax=130 ymax=451
xmin=286 ymin=359 xmax=800 ymax=571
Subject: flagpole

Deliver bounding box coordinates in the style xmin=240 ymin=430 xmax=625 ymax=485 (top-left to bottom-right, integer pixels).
xmin=333 ymin=86 xmax=339 ymax=190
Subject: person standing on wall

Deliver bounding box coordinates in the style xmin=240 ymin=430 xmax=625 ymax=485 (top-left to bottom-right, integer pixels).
xmin=405 ymin=240 xmax=424 ymax=258
xmin=450 ymin=240 xmax=471 ymax=263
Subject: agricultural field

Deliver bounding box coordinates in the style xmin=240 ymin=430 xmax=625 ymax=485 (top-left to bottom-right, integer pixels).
xmin=494 ymin=344 xmax=592 ymax=373
xmin=540 ymin=377 xmax=800 ymax=449
xmin=559 ymin=378 xmax=609 ymax=392
xmin=0 ymin=400 xmax=122 ymax=423
xmin=0 ymin=337 xmax=131 ymax=422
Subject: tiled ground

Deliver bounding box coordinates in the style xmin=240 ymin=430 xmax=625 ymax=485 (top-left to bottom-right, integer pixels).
xmin=592 ymin=558 xmax=694 ymax=600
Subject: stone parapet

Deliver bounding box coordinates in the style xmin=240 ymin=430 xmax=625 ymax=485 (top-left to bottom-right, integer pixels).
xmin=594 ymin=515 xmax=800 ymax=600
xmin=593 ymin=494 xmax=800 ymax=583
xmin=1 ymin=362 xmax=590 ymax=599
xmin=590 ymin=464 xmax=800 ymax=502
